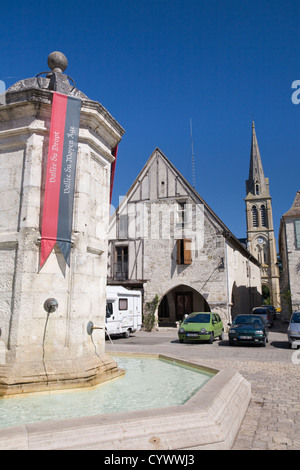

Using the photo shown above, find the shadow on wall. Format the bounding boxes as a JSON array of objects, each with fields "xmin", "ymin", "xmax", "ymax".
[{"xmin": 231, "ymin": 282, "xmax": 262, "ymax": 320}]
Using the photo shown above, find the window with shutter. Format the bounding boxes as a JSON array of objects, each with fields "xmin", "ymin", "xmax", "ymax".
[
  {"xmin": 183, "ymin": 239, "xmax": 192, "ymax": 264},
  {"xmin": 176, "ymin": 239, "xmax": 192, "ymax": 265},
  {"xmin": 176, "ymin": 239, "xmax": 182, "ymax": 264}
]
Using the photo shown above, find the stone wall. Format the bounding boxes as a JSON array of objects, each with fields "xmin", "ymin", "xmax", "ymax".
[{"xmin": 281, "ymin": 219, "xmax": 300, "ymax": 316}]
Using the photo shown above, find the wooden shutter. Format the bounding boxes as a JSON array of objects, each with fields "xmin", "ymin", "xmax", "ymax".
[
  {"xmin": 176, "ymin": 239, "xmax": 181, "ymax": 264},
  {"xmin": 183, "ymin": 239, "xmax": 192, "ymax": 265}
]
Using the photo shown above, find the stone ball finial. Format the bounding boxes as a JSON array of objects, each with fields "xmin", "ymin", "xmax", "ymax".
[{"xmin": 47, "ymin": 51, "xmax": 68, "ymax": 73}]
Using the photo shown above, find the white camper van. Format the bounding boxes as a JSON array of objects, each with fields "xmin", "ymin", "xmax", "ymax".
[{"xmin": 106, "ymin": 286, "xmax": 142, "ymax": 338}]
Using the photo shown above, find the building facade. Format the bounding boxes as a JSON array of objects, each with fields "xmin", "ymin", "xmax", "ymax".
[
  {"xmin": 108, "ymin": 148, "xmax": 261, "ymax": 328},
  {"xmin": 245, "ymin": 122, "xmax": 281, "ymax": 308},
  {"xmin": 279, "ymin": 191, "xmax": 300, "ymax": 320}
]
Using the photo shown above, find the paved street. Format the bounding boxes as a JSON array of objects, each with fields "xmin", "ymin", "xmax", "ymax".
[{"xmin": 105, "ymin": 321, "xmax": 300, "ymax": 450}]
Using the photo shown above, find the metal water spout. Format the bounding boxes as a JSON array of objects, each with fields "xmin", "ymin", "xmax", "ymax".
[
  {"xmin": 87, "ymin": 321, "xmax": 104, "ymax": 335},
  {"xmin": 44, "ymin": 298, "xmax": 58, "ymax": 313}
]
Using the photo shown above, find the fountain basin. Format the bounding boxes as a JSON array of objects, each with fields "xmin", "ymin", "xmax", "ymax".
[{"xmin": 0, "ymin": 353, "xmax": 251, "ymax": 450}]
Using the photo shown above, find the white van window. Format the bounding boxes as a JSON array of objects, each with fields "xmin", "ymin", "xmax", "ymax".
[
  {"xmin": 106, "ymin": 303, "xmax": 113, "ymax": 318},
  {"xmin": 119, "ymin": 298, "xmax": 128, "ymax": 310}
]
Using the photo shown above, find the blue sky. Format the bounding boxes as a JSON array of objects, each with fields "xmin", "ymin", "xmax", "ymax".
[{"xmin": 1, "ymin": 0, "xmax": 300, "ymax": 243}]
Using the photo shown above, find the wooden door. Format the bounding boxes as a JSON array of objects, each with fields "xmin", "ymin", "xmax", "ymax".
[{"xmin": 175, "ymin": 292, "xmax": 193, "ymax": 321}]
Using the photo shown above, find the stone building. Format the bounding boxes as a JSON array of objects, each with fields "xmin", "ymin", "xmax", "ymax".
[
  {"xmin": 108, "ymin": 148, "xmax": 261, "ymax": 328},
  {"xmin": 245, "ymin": 122, "xmax": 281, "ymax": 308},
  {"xmin": 279, "ymin": 191, "xmax": 300, "ymax": 320}
]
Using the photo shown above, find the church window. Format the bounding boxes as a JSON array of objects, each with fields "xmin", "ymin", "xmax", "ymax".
[
  {"xmin": 295, "ymin": 220, "xmax": 300, "ymax": 249},
  {"xmin": 256, "ymin": 237, "xmax": 268, "ymax": 265},
  {"xmin": 262, "ymin": 243, "xmax": 269, "ymax": 265},
  {"xmin": 260, "ymin": 205, "xmax": 268, "ymax": 227},
  {"xmin": 252, "ymin": 206, "xmax": 258, "ymax": 227},
  {"xmin": 255, "ymin": 184, "xmax": 260, "ymax": 195}
]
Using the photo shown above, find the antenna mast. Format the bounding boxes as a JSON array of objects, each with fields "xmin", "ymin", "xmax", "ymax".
[{"xmin": 190, "ymin": 118, "xmax": 196, "ymax": 189}]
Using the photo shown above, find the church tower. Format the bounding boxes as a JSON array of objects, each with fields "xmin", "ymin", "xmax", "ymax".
[{"xmin": 245, "ymin": 122, "xmax": 281, "ymax": 308}]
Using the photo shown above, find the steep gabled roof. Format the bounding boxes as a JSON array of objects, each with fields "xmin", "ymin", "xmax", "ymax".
[
  {"xmin": 111, "ymin": 147, "xmax": 260, "ymax": 266},
  {"xmin": 283, "ymin": 191, "xmax": 300, "ymax": 219}
]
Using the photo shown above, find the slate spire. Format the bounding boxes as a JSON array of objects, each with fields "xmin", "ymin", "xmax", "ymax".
[{"xmin": 246, "ymin": 122, "xmax": 269, "ymax": 197}]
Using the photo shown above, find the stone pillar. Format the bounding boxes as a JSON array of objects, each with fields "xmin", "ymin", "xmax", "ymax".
[{"xmin": 0, "ymin": 52, "xmax": 125, "ymax": 396}]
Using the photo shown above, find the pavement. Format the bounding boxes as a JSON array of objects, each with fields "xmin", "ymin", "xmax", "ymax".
[{"xmin": 105, "ymin": 321, "xmax": 300, "ymax": 450}]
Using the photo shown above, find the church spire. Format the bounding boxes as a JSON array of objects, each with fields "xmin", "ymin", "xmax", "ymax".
[
  {"xmin": 246, "ymin": 122, "xmax": 269, "ymax": 197},
  {"xmin": 244, "ymin": 122, "xmax": 280, "ymax": 309}
]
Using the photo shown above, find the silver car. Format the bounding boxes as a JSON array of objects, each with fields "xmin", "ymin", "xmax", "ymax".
[{"xmin": 287, "ymin": 311, "xmax": 300, "ymax": 349}]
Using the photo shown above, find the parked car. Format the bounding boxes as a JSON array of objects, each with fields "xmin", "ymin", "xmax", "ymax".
[
  {"xmin": 178, "ymin": 312, "xmax": 224, "ymax": 344},
  {"xmin": 261, "ymin": 305, "xmax": 276, "ymax": 322},
  {"xmin": 252, "ymin": 307, "xmax": 273, "ymax": 328},
  {"xmin": 228, "ymin": 314, "xmax": 268, "ymax": 347},
  {"xmin": 287, "ymin": 311, "xmax": 300, "ymax": 349}
]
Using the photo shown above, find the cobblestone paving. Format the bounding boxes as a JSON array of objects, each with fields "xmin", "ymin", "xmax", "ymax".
[{"xmin": 106, "ymin": 322, "xmax": 300, "ymax": 450}]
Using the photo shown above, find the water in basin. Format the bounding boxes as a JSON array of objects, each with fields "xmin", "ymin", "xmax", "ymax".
[{"xmin": 0, "ymin": 356, "xmax": 213, "ymax": 429}]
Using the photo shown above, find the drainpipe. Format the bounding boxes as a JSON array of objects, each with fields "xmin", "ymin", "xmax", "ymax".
[
  {"xmin": 247, "ymin": 255, "xmax": 252, "ymax": 312},
  {"xmin": 224, "ymin": 240, "xmax": 231, "ymax": 324}
]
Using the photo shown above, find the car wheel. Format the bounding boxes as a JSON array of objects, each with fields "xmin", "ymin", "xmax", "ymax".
[
  {"xmin": 123, "ymin": 329, "xmax": 130, "ymax": 338},
  {"xmin": 208, "ymin": 332, "xmax": 214, "ymax": 344},
  {"xmin": 219, "ymin": 330, "xmax": 224, "ymax": 341},
  {"xmin": 261, "ymin": 337, "xmax": 267, "ymax": 347}
]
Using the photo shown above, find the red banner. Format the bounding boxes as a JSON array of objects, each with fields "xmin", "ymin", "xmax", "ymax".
[
  {"xmin": 40, "ymin": 93, "xmax": 67, "ymax": 267},
  {"xmin": 40, "ymin": 92, "xmax": 81, "ymax": 268}
]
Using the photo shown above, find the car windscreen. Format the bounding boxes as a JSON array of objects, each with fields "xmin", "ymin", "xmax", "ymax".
[
  {"xmin": 291, "ymin": 313, "xmax": 300, "ymax": 323},
  {"xmin": 184, "ymin": 314, "xmax": 210, "ymax": 323},
  {"xmin": 253, "ymin": 309, "xmax": 268, "ymax": 314},
  {"xmin": 233, "ymin": 316, "xmax": 263, "ymax": 325}
]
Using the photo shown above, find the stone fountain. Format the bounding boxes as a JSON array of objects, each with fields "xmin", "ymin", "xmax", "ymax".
[{"xmin": 0, "ymin": 52, "xmax": 125, "ymax": 396}]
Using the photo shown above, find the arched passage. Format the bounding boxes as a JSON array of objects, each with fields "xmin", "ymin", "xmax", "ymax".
[
  {"xmin": 158, "ymin": 284, "xmax": 210, "ymax": 326},
  {"xmin": 262, "ymin": 284, "xmax": 271, "ymax": 305}
]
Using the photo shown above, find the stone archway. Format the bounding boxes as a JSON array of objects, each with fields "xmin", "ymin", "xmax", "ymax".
[
  {"xmin": 158, "ymin": 284, "xmax": 210, "ymax": 326},
  {"xmin": 262, "ymin": 284, "xmax": 271, "ymax": 305}
]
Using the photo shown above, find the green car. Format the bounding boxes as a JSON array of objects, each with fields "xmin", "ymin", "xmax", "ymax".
[
  {"xmin": 228, "ymin": 314, "xmax": 268, "ymax": 347},
  {"xmin": 178, "ymin": 312, "xmax": 224, "ymax": 344}
]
